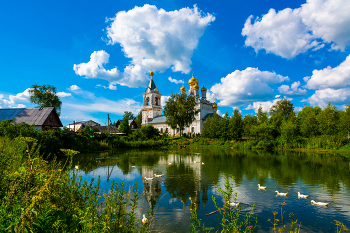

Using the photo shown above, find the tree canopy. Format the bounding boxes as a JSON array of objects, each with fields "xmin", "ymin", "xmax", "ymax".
[
  {"xmin": 29, "ymin": 84, "xmax": 62, "ymax": 116},
  {"xmin": 118, "ymin": 112, "xmax": 132, "ymax": 134},
  {"xmin": 163, "ymin": 93, "xmax": 199, "ymax": 134}
]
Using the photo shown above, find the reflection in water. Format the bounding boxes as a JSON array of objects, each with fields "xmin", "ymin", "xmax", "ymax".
[{"xmin": 70, "ymin": 149, "xmax": 350, "ymax": 232}]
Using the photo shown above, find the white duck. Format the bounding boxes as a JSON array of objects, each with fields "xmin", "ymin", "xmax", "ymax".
[
  {"xmin": 202, "ymin": 162, "xmax": 204, "ymax": 165},
  {"xmin": 142, "ymin": 214, "xmax": 147, "ymax": 224},
  {"xmin": 154, "ymin": 174, "xmax": 163, "ymax": 178},
  {"xmin": 311, "ymin": 200, "xmax": 328, "ymax": 206},
  {"xmin": 258, "ymin": 184, "xmax": 266, "ymax": 189},
  {"xmin": 144, "ymin": 177, "xmax": 153, "ymax": 181},
  {"xmin": 75, "ymin": 165, "xmax": 79, "ymax": 169},
  {"xmin": 298, "ymin": 192, "xmax": 308, "ymax": 198},
  {"xmin": 275, "ymin": 191, "xmax": 288, "ymax": 196},
  {"xmin": 168, "ymin": 162, "xmax": 172, "ymax": 165},
  {"xmin": 229, "ymin": 202, "xmax": 240, "ymax": 207}
]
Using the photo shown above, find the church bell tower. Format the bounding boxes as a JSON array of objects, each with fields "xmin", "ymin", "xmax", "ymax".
[{"xmin": 142, "ymin": 69, "xmax": 162, "ymax": 125}]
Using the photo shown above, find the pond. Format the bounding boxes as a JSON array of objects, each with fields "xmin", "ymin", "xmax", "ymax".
[{"xmin": 70, "ymin": 148, "xmax": 350, "ymax": 232}]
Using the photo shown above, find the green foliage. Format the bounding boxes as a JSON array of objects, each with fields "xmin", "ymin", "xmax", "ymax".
[
  {"xmin": 269, "ymin": 99, "xmax": 294, "ymax": 135},
  {"xmin": 202, "ymin": 113, "xmax": 221, "ymax": 138},
  {"xmin": 119, "ymin": 114, "xmax": 132, "ymax": 134},
  {"xmin": 190, "ymin": 176, "xmax": 257, "ymax": 233},
  {"xmin": 318, "ymin": 103, "xmax": 340, "ymax": 136},
  {"xmin": 135, "ymin": 111, "xmax": 142, "ymax": 128},
  {"xmin": 0, "ymin": 137, "xmax": 151, "ymax": 232},
  {"xmin": 163, "ymin": 93, "xmax": 199, "ymax": 133},
  {"xmin": 140, "ymin": 125, "xmax": 160, "ymax": 139},
  {"xmin": 228, "ymin": 109, "xmax": 243, "ymax": 139},
  {"xmin": 29, "ymin": 84, "xmax": 62, "ymax": 116}
]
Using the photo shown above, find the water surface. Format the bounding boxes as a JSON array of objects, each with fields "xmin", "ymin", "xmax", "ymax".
[{"xmin": 71, "ymin": 148, "xmax": 350, "ymax": 232}]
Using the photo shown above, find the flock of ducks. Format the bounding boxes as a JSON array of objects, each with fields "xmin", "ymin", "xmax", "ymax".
[{"xmin": 257, "ymin": 184, "xmax": 329, "ymax": 206}]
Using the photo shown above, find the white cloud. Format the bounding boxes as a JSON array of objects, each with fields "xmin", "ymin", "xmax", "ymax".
[
  {"xmin": 161, "ymin": 95, "xmax": 170, "ymax": 108},
  {"xmin": 242, "ymin": 0, "xmax": 350, "ymax": 58},
  {"xmin": 245, "ymin": 99, "xmax": 280, "ymax": 113},
  {"xmin": 210, "ymin": 67, "xmax": 288, "ymax": 107},
  {"xmin": 275, "ymin": 95, "xmax": 281, "ymax": 98},
  {"xmin": 168, "ymin": 77, "xmax": 183, "ymax": 84},
  {"xmin": 242, "ymin": 8, "xmax": 318, "ymax": 59},
  {"xmin": 104, "ymin": 4, "xmax": 215, "ymax": 87},
  {"xmin": 57, "ymin": 92, "xmax": 72, "ymax": 97},
  {"xmin": 0, "ymin": 88, "xmax": 31, "ymax": 108},
  {"xmin": 69, "ymin": 85, "xmax": 81, "ymax": 91},
  {"xmin": 278, "ymin": 81, "xmax": 307, "ymax": 96},
  {"xmin": 245, "ymin": 97, "xmax": 293, "ymax": 113},
  {"xmin": 302, "ymin": 88, "xmax": 350, "ymax": 108},
  {"xmin": 299, "ymin": 0, "xmax": 350, "ymax": 51},
  {"xmin": 305, "ymin": 54, "xmax": 350, "ymax": 89},
  {"xmin": 294, "ymin": 106, "xmax": 303, "ymax": 112},
  {"xmin": 73, "ymin": 50, "xmax": 120, "ymax": 87}
]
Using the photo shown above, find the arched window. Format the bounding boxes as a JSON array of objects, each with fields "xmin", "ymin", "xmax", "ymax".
[
  {"xmin": 146, "ymin": 97, "xmax": 150, "ymax": 106},
  {"xmin": 155, "ymin": 97, "xmax": 159, "ymax": 106},
  {"xmin": 160, "ymin": 128, "xmax": 163, "ymax": 133}
]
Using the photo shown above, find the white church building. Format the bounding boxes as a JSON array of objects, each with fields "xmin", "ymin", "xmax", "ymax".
[{"xmin": 141, "ymin": 69, "xmax": 217, "ymax": 135}]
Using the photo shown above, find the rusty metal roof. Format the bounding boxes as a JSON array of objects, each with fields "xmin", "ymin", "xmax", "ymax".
[{"xmin": 0, "ymin": 107, "xmax": 62, "ymax": 127}]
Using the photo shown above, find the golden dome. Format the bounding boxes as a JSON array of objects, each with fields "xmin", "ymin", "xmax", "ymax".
[
  {"xmin": 180, "ymin": 84, "xmax": 186, "ymax": 92},
  {"xmin": 188, "ymin": 74, "xmax": 198, "ymax": 86},
  {"xmin": 201, "ymin": 84, "xmax": 207, "ymax": 92},
  {"xmin": 150, "ymin": 69, "xmax": 154, "ymax": 76},
  {"xmin": 193, "ymin": 83, "xmax": 199, "ymax": 90},
  {"xmin": 212, "ymin": 102, "xmax": 217, "ymax": 109}
]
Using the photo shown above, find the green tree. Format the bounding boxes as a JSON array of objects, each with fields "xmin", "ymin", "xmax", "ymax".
[
  {"xmin": 134, "ymin": 111, "xmax": 142, "ymax": 128},
  {"xmin": 242, "ymin": 114, "xmax": 258, "ymax": 137},
  {"xmin": 257, "ymin": 105, "xmax": 268, "ymax": 124},
  {"xmin": 123, "ymin": 111, "xmax": 135, "ymax": 120},
  {"xmin": 218, "ymin": 113, "xmax": 230, "ymax": 139},
  {"xmin": 202, "ymin": 113, "xmax": 221, "ymax": 138},
  {"xmin": 119, "ymin": 114, "xmax": 132, "ymax": 134},
  {"xmin": 29, "ymin": 84, "xmax": 62, "ymax": 115},
  {"xmin": 140, "ymin": 124, "xmax": 160, "ymax": 139},
  {"xmin": 318, "ymin": 102, "xmax": 340, "ymax": 135},
  {"xmin": 163, "ymin": 93, "xmax": 199, "ymax": 135},
  {"xmin": 280, "ymin": 114, "xmax": 299, "ymax": 144},
  {"xmin": 298, "ymin": 106, "xmax": 320, "ymax": 138},
  {"xmin": 269, "ymin": 99, "xmax": 294, "ymax": 135},
  {"xmin": 228, "ymin": 109, "xmax": 243, "ymax": 139}
]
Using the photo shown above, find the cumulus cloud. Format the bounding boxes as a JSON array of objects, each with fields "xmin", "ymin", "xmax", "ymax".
[
  {"xmin": 245, "ymin": 98, "xmax": 293, "ymax": 113},
  {"xmin": 302, "ymin": 88, "xmax": 350, "ymax": 108},
  {"xmin": 103, "ymin": 4, "xmax": 215, "ymax": 87},
  {"xmin": 242, "ymin": 0, "xmax": 350, "ymax": 58},
  {"xmin": 305, "ymin": 54, "xmax": 350, "ymax": 89},
  {"xmin": 278, "ymin": 81, "xmax": 307, "ymax": 96},
  {"xmin": 168, "ymin": 77, "xmax": 183, "ymax": 84},
  {"xmin": 73, "ymin": 50, "xmax": 120, "ymax": 89},
  {"xmin": 161, "ymin": 95, "xmax": 170, "ymax": 108},
  {"xmin": 210, "ymin": 67, "xmax": 288, "ymax": 107},
  {"xmin": 0, "ymin": 88, "xmax": 31, "ymax": 108},
  {"xmin": 57, "ymin": 92, "xmax": 72, "ymax": 97},
  {"xmin": 69, "ymin": 85, "xmax": 81, "ymax": 91}
]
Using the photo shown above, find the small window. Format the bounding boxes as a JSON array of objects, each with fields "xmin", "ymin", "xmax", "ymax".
[
  {"xmin": 132, "ymin": 125, "xmax": 134, "ymax": 129},
  {"xmin": 49, "ymin": 114, "xmax": 53, "ymax": 121},
  {"xmin": 191, "ymin": 127, "xmax": 194, "ymax": 133},
  {"xmin": 146, "ymin": 97, "xmax": 150, "ymax": 106},
  {"xmin": 165, "ymin": 128, "xmax": 168, "ymax": 133},
  {"xmin": 160, "ymin": 128, "xmax": 163, "ymax": 133}
]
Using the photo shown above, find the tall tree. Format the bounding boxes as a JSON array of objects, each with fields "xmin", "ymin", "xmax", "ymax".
[
  {"xmin": 134, "ymin": 111, "xmax": 142, "ymax": 128},
  {"xmin": 119, "ymin": 113, "xmax": 132, "ymax": 134},
  {"xmin": 228, "ymin": 109, "xmax": 243, "ymax": 139},
  {"xmin": 123, "ymin": 111, "xmax": 135, "ymax": 120},
  {"xmin": 298, "ymin": 106, "xmax": 320, "ymax": 138},
  {"xmin": 269, "ymin": 99, "xmax": 294, "ymax": 135},
  {"xmin": 317, "ymin": 102, "xmax": 339, "ymax": 136},
  {"xmin": 163, "ymin": 93, "xmax": 199, "ymax": 135},
  {"xmin": 29, "ymin": 84, "xmax": 62, "ymax": 115},
  {"xmin": 242, "ymin": 114, "xmax": 257, "ymax": 137},
  {"xmin": 257, "ymin": 105, "xmax": 268, "ymax": 124}
]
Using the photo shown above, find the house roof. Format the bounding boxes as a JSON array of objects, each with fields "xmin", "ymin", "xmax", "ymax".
[
  {"xmin": 118, "ymin": 119, "xmax": 135, "ymax": 125},
  {"xmin": 0, "ymin": 107, "xmax": 63, "ymax": 127},
  {"xmin": 148, "ymin": 115, "xmax": 166, "ymax": 124},
  {"xmin": 67, "ymin": 120, "xmax": 99, "ymax": 126},
  {"xmin": 203, "ymin": 113, "xmax": 218, "ymax": 120},
  {"xmin": 93, "ymin": 126, "xmax": 120, "ymax": 134}
]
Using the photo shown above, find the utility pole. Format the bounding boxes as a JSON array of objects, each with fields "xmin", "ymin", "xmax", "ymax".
[
  {"xmin": 74, "ymin": 120, "xmax": 75, "ymax": 132},
  {"xmin": 107, "ymin": 114, "xmax": 110, "ymax": 134}
]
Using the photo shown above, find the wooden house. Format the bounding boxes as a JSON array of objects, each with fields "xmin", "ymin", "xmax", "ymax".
[
  {"xmin": 66, "ymin": 120, "xmax": 100, "ymax": 132},
  {"xmin": 115, "ymin": 119, "xmax": 138, "ymax": 130},
  {"xmin": 0, "ymin": 107, "xmax": 63, "ymax": 131}
]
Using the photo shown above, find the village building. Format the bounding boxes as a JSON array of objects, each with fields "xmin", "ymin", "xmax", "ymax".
[
  {"xmin": 66, "ymin": 120, "xmax": 100, "ymax": 132},
  {"xmin": 115, "ymin": 119, "xmax": 138, "ymax": 130},
  {"xmin": 142, "ymin": 70, "xmax": 217, "ymax": 135},
  {"xmin": 0, "ymin": 107, "xmax": 63, "ymax": 131}
]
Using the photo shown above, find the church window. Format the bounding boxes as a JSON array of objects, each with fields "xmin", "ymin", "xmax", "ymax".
[
  {"xmin": 191, "ymin": 127, "xmax": 194, "ymax": 133},
  {"xmin": 155, "ymin": 97, "xmax": 159, "ymax": 106},
  {"xmin": 146, "ymin": 97, "xmax": 150, "ymax": 105},
  {"xmin": 160, "ymin": 128, "xmax": 163, "ymax": 133},
  {"xmin": 165, "ymin": 128, "xmax": 168, "ymax": 132}
]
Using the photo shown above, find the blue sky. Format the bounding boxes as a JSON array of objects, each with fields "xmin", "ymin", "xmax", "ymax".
[{"xmin": 1, "ymin": 0, "xmax": 350, "ymax": 126}]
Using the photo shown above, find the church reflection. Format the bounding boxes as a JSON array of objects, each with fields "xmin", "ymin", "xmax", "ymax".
[{"xmin": 140, "ymin": 153, "xmax": 209, "ymax": 211}]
